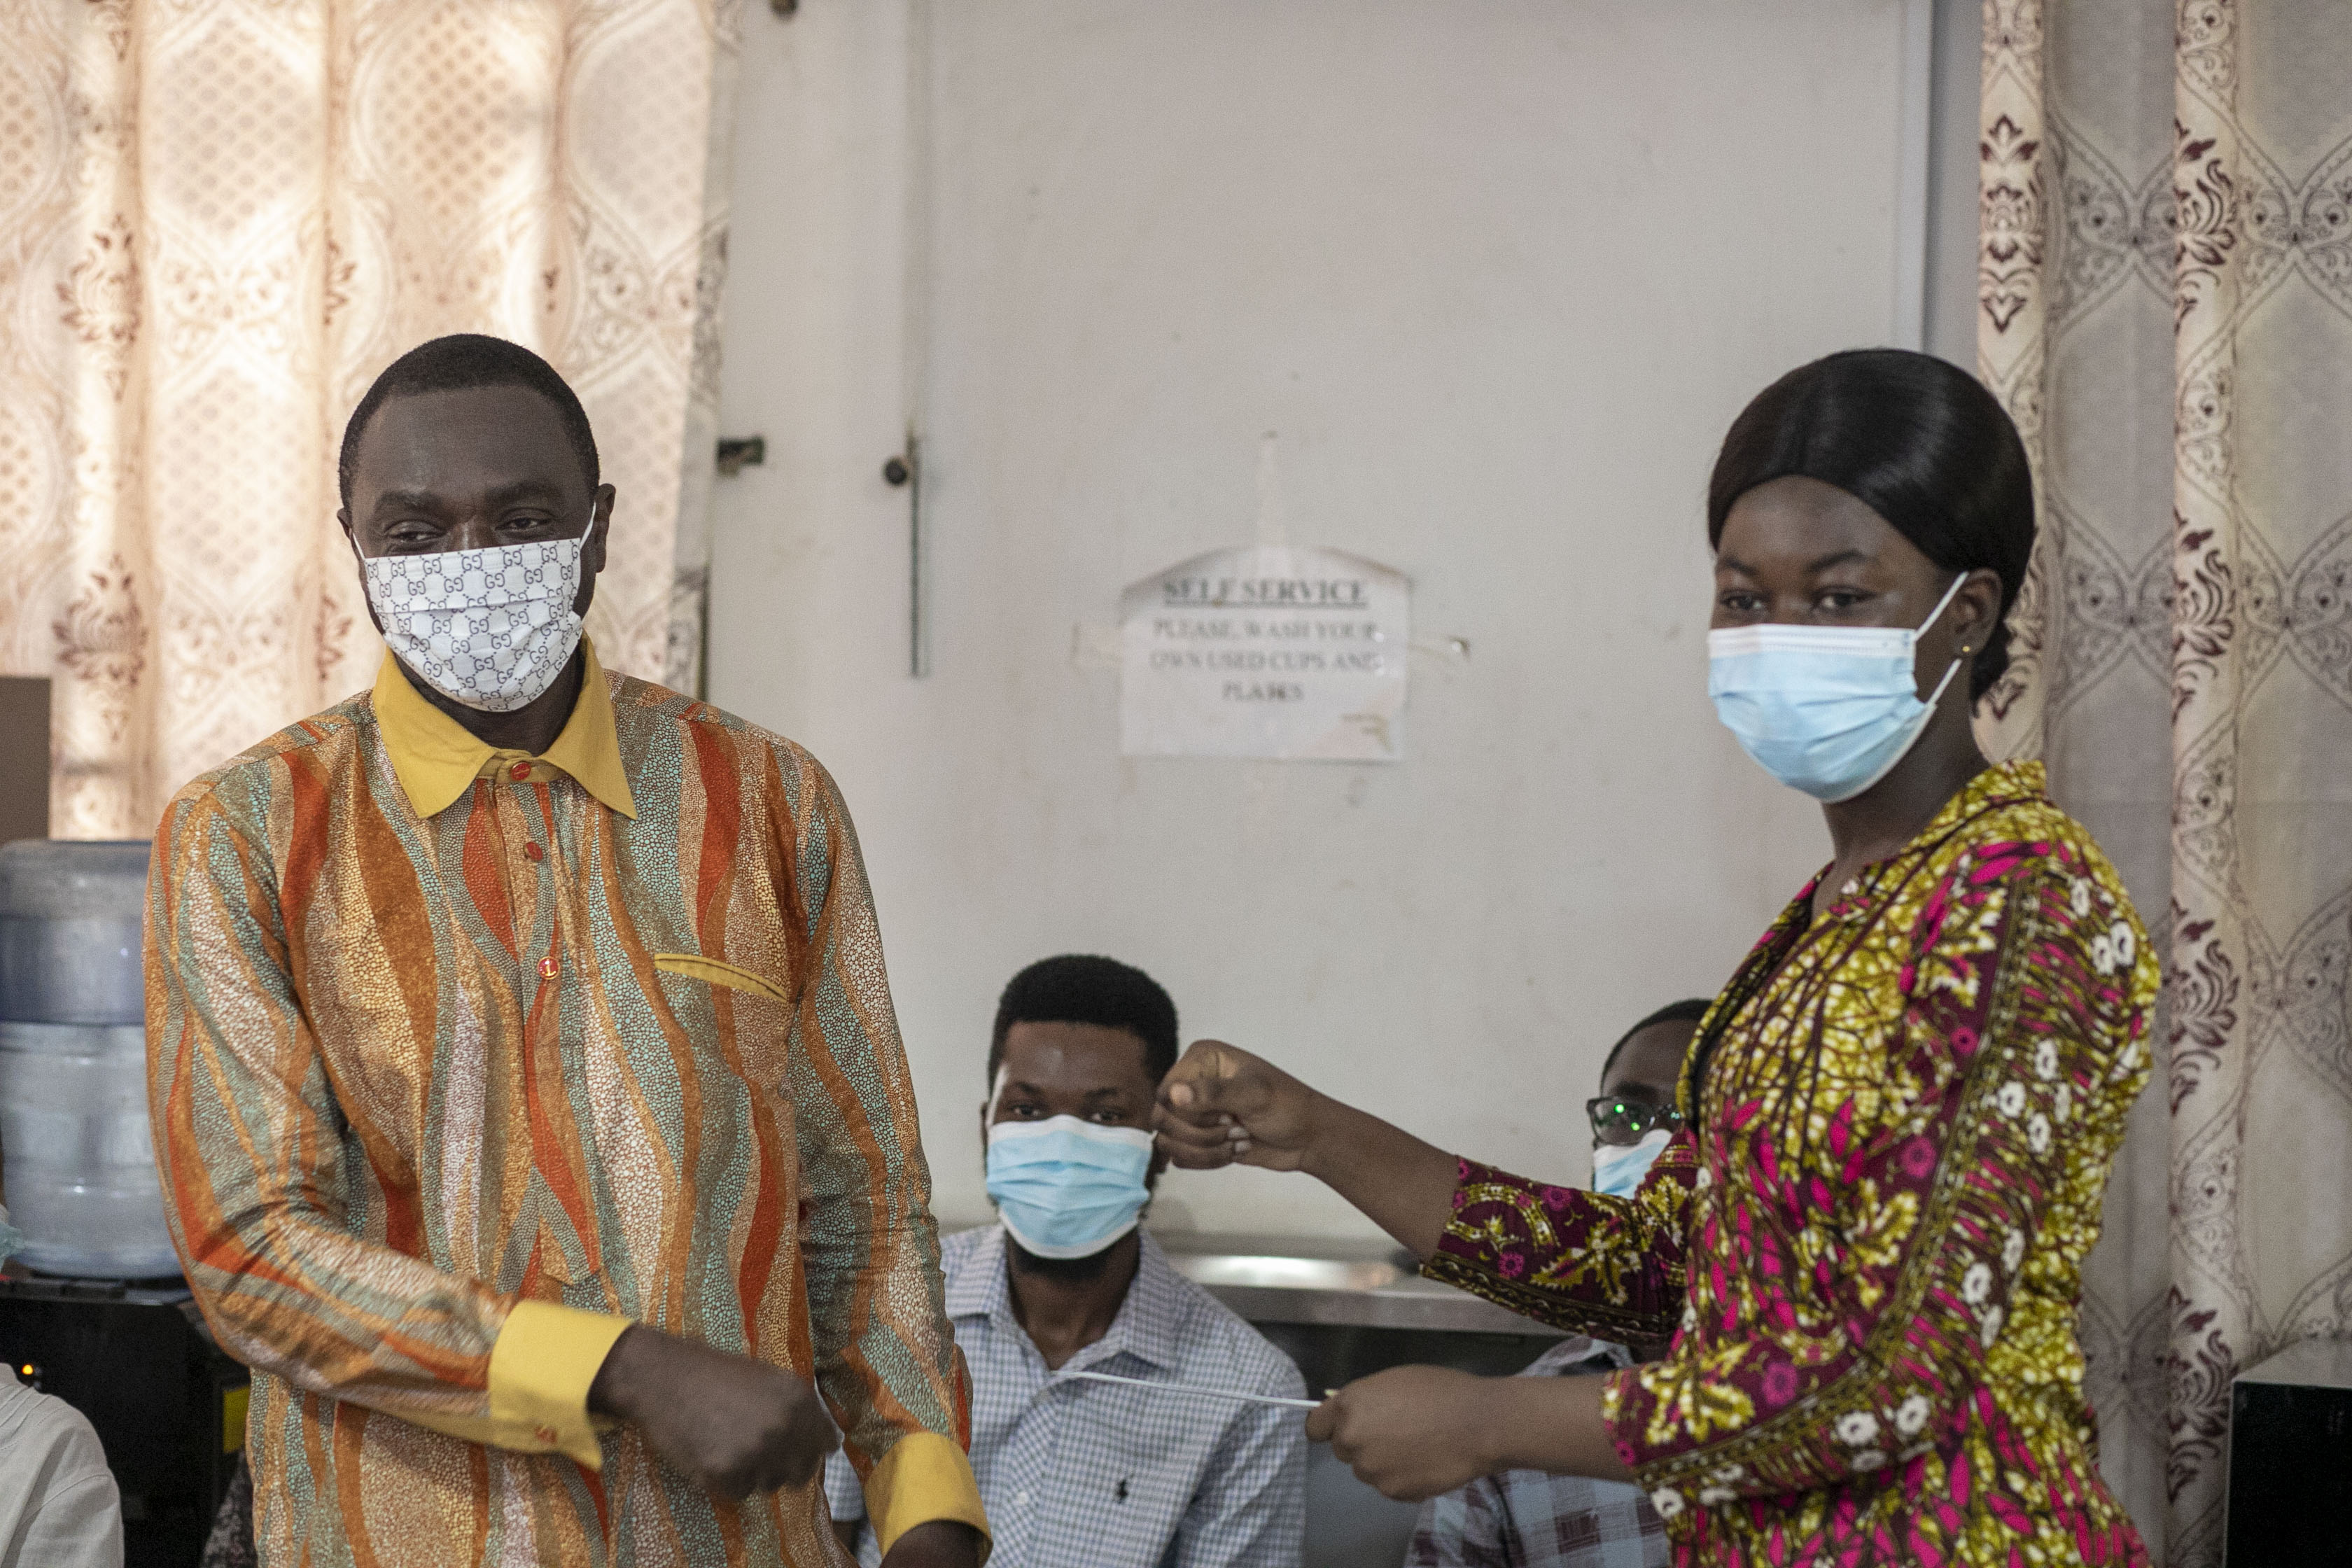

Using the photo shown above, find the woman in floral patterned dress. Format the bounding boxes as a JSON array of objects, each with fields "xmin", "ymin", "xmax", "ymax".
[{"xmin": 1156, "ymin": 350, "xmax": 2158, "ymax": 1568}]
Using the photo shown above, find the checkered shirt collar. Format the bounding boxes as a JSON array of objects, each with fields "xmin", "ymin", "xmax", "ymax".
[{"xmin": 949, "ymin": 1224, "xmax": 1188, "ymax": 1372}]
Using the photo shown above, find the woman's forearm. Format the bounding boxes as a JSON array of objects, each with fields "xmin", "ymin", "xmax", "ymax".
[
  {"xmin": 1298, "ymin": 1092, "xmax": 1462, "ymax": 1260},
  {"xmin": 1307, "ymin": 1363, "xmax": 1635, "ymax": 1501},
  {"xmin": 1488, "ymin": 1373, "xmax": 1636, "ymax": 1482}
]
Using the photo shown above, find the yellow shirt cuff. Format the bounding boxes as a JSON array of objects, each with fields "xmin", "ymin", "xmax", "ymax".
[
  {"xmin": 482, "ymin": 1301, "xmax": 634, "ymax": 1470},
  {"xmin": 864, "ymin": 1430, "xmax": 990, "ymax": 1559}
]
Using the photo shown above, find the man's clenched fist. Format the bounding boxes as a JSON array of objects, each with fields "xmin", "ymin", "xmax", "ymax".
[{"xmin": 589, "ymin": 1325, "xmax": 839, "ymax": 1497}]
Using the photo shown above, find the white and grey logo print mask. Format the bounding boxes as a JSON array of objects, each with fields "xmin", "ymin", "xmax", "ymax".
[{"xmin": 362, "ymin": 538, "xmax": 586, "ymax": 713}]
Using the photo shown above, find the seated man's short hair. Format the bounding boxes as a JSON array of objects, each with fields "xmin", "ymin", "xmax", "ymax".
[{"xmin": 990, "ymin": 955, "xmax": 1180, "ymax": 1086}]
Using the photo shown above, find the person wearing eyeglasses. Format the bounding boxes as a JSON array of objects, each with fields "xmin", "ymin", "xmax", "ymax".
[
  {"xmin": 1580, "ymin": 1000, "xmax": 1710, "ymax": 1217},
  {"xmin": 1154, "ymin": 351, "xmax": 2160, "ymax": 1568},
  {"xmin": 1404, "ymin": 1000, "xmax": 1707, "ymax": 1568}
]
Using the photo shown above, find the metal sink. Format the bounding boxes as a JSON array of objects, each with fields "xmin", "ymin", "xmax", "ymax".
[
  {"xmin": 1166, "ymin": 1253, "xmax": 1405, "ymax": 1293},
  {"xmin": 1152, "ymin": 1233, "xmax": 1571, "ymax": 1568},
  {"xmin": 1155, "ymin": 1232, "xmax": 1564, "ymax": 1337}
]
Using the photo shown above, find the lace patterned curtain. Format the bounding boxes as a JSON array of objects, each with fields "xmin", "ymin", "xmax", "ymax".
[
  {"xmin": 0, "ymin": 0, "xmax": 739, "ymax": 837},
  {"xmin": 1976, "ymin": 2, "xmax": 2352, "ymax": 1562}
]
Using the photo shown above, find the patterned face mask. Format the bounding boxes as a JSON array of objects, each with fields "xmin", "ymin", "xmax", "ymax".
[{"xmin": 363, "ymin": 538, "xmax": 586, "ymax": 713}]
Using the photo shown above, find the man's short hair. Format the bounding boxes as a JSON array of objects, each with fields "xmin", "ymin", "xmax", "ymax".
[
  {"xmin": 989, "ymin": 955, "xmax": 1180, "ymax": 1089},
  {"xmin": 1600, "ymin": 996, "xmax": 1714, "ymax": 1085},
  {"xmin": 337, "ymin": 334, "xmax": 599, "ymax": 510}
]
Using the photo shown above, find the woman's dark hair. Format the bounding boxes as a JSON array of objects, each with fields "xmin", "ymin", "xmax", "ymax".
[
  {"xmin": 989, "ymin": 955, "xmax": 1179, "ymax": 1088},
  {"xmin": 1704, "ymin": 349, "xmax": 2034, "ymax": 701}
]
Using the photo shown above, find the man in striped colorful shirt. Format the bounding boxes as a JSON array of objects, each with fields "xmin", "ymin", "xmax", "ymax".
[{"xmin": 146, "ymin": 335, "xmax": 988, "ymax": 1567}]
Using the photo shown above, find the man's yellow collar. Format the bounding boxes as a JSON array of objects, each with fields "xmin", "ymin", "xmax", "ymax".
[{"xmin": 370, "ymin": 638, "xmax": 637, "ymax": 820}]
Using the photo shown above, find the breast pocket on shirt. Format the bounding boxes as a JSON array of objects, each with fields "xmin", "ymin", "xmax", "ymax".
[
  {"xmin": 653, "ymin": 953, "xmax": 788, "ymax": 1003},
  {"xmin": 650, "ymin": 952, "xmax": 797, "ymax": 1090}
]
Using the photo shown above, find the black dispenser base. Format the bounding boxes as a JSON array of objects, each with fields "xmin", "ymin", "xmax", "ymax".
[
  {"xmin": 2224, "ymin": 1338, "xmax": 2352, "ymax": 1567},
  {"xmin": 0, "ymin": 1273, "xmax": 248, "ymax": 1568}
]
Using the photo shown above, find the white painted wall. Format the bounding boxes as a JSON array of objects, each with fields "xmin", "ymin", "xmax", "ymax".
[
  {"xmin": 1925, "ymin": 0, "xmax": 1985, "ymax": 368},
  {"xmin": 709, "ymin": 0, "xmax": 1919, "ymax": 1238}
]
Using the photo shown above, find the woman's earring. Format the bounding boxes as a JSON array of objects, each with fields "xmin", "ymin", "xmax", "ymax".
[{"xmin": 1960, "ymin": 643, "xmax": 1973, "ymax": 654}]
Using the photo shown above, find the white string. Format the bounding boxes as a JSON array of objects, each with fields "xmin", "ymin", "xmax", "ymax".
[{"xmin": 1068, "ymin": 1370, "xmax": 1320, "ymax": 1410}]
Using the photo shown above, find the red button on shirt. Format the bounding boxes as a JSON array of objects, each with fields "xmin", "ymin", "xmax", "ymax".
[
  {"xmin": 523, "ymin": 842, "xmax": 544, "ymax": 862},
  {"xmin": 534, "ymin": 1424, "xmax": 558, "ymax": 1446},
  {"xmin": 538, "ymin": 957, "xmax": 557, "ymax": 979},
  {"xmin": 508, "ymin": 762, "xmax": 532, "ymax": 781}
]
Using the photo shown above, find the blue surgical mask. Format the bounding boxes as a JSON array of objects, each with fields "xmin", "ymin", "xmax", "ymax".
[
  {"xmin": 985, "ymin": 1116, "xmax": 1155, "ymax": 1260},
  {"xmin": 1707, "ymin": 574, "xmax": 1968, "ymax": 804},
  {"xmin": 1592, "ymin": 1129, "xmax": 1671, "ymax": 1198}
]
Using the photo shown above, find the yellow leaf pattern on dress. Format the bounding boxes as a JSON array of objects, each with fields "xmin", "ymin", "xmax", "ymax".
[{"xmin": 1423, "ymin": 763, "xmax": 2159, "ymax": 1567}]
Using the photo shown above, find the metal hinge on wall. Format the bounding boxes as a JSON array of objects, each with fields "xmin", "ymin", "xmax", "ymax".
[
  {"xmin": 883, "ymin": 436, "xmax": 925, "ymax": 678},
  {"xmin": 715, "ymin": 437, "xmax": 764, "ymax": 476}
]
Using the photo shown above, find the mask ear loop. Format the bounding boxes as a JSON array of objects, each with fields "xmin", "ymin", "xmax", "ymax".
[
  {"xmin": 1913, "ymin": 573, "xmax": 1973, "ymax": 708},
  {"xmin": 1912, "ymin": 572, "xmax": 1970, "ymax": 636},
  {"xmin": 984, "ymin": 1066, "xmax": 1009, "ymax": 1136},
  {"xmin": 1920, "ymin": 652, "xmax": 1966, "ymax": 708}
]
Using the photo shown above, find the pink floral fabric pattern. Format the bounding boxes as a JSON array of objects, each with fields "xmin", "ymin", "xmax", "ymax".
[{"xmin": 1426, "ymin": 762, "xmax": 2160, "ymax": 1567}]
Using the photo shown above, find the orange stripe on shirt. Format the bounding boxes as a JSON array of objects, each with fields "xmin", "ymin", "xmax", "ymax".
[
  {"xmin": 463, "ymin": 802, "xmax": 518, "ymax": 960},
  {"xmin": 688, "ymin": 723, "xmax": 741, "ymax": 938}
]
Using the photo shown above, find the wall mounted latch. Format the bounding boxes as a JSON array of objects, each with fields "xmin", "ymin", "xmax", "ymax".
[
  {"xmin": 715, "ymin": 437, "xmax": 766, "ymax": 476},
  {"xmin": 886, "ymin": 438, "xmax": 925, "ymax": 677}
]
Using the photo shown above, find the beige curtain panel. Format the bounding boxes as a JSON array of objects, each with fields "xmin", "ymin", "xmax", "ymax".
[
  {"xmin": 1977, "ymin": 1, "xmax": 2352, "ymax": 1563},
  {"xmin": 0, "ymin": 0, "xmax": 737, "ymax": 838}
]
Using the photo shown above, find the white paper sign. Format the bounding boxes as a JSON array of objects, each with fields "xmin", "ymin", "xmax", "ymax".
[{"xmin": 1120, "ymin": 545, "xmax": 1408, "ymax": 760}]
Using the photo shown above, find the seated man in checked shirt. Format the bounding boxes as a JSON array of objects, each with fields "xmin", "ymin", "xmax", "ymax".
[
  {"xmin": 1404, "ymin": 1000, "xmax": 1708, "ymax": 1568},
  {"xmin": 828, "ymin": 955, "xmax": 1307, "ymax": 1567}
]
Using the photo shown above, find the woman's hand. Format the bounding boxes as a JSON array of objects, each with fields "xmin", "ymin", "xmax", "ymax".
[
  {"xmin": 1154, "ymin": 1037, "xmax": 1462, "ymax": 1259},
  {"xmin": 1307, "ymin": 1364, "xmax": 1635, "ymax": 1500},
  {"xmin": 1154, "ymin": 1040, "xmax": 1322, "ymax": 1170},
  {"xmin": 1308, "ymin": 1366, "xmax": 1506, "ymax": 1501}
]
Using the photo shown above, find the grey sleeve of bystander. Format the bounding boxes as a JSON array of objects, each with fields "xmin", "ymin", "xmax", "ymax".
[{"xmin": 0, "ymin": 1392, "xmax": 124, "ymax": 1568}]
